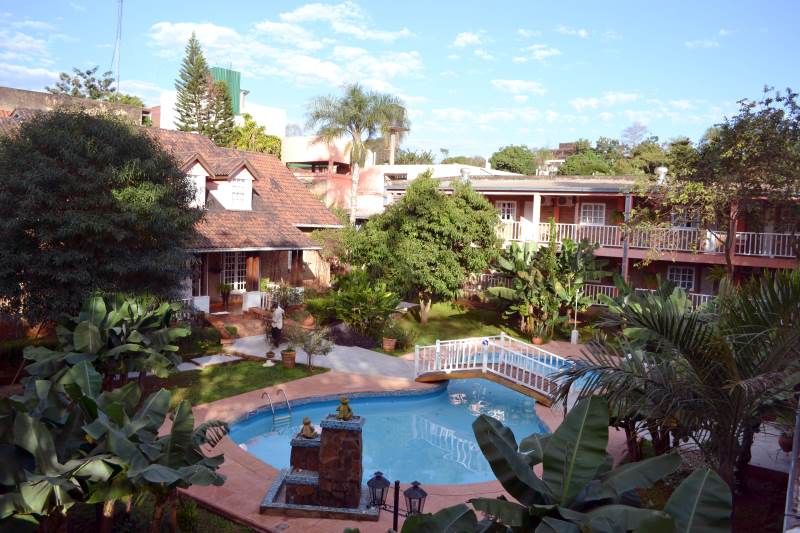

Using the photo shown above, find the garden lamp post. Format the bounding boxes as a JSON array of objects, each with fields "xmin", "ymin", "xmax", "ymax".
[{"xmin": 368, "ymin": 472, "xmax": 427, "ymax": 530}]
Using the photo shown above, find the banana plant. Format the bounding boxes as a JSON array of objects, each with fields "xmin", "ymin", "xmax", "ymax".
[{"xmin": 401, "ymin": 396, "xmax": 731, "ymax": 532}]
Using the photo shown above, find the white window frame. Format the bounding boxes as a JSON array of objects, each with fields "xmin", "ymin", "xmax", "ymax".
[
  {"xmin": 222, "ymin": 252, "xmax": 247, "ymax": 292},
  {"xmin": 667, "ymin": 265, "xmax": 695, "ymax": 291},
  {"xmin": 580, "ymin": 203, "xmax": 606, "ymax": 226},
  {"xmin": 497, "ymin": 201, "xmax": 517, "ymax": 221},
  {"xmin": 230, "ymin": 177, "xmax": 248, "ymax": 208}
]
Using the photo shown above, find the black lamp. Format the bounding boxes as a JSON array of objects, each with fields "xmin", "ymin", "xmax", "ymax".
[
  {"xmin": 367, "ymin": 471, "xmax": 390, "ymax": 508},
  {"xmin": 403, "ymin": 481, "xmax": 427, "ymax": 515}
]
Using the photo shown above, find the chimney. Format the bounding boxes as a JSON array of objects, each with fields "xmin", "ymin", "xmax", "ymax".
[{"xmin": 655, "ymin": 166, "xmax": 668, "ymax": 184}]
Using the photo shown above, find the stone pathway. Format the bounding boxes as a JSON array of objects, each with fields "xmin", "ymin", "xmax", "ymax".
[{"xmin": 229, "ymin": 335, "xmax": 415, "ymax": 380}]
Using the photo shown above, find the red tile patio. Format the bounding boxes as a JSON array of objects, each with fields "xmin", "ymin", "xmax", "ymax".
[{"xmin": 185, "ymin": 370, "xmax": 628, "ymax": 532}]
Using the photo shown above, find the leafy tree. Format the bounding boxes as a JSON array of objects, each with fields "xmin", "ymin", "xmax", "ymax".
[
  {"xmin": 307, "ymin": 83, "xmax": 408, "ymax": 224},
  {"xmin": 203, "ymin": 80, "xmax": 235, "ymax": 146},
  {"xmin": 554, "ymin": 270, "xmax": 800, "ymax": 488},
  {"xmin": 630, "ymin": 139, "xmax": 667, "ymax": 174},
  {"xmin": 558, "ymin": 150, "xmax": 614, "ymax": 175},
  {"xmin": 229, "ymin": 113, "xmax": 281, "ymax": 156},
  {"xmin": 664, "ymin": 136, "xmax": 699, "ymax": 179},
  {"xmin": 441, "ymin": 154, "xmax": 487, "ymax": 167},
  {"xmin": 489, "ymin": 144, "xmax": 536, "ymax": 174},
  {"xmin": 285, "ymin": 123, "xmax": 304, "ymax": 136},
  {"xmin": 46, "ymin": 65, "xmax": 144, "ymax": 106},
  {"xmin": 573, "ymin": 138, "xmax": 592, "ymax": 154},
  {"xmin": 0, "ymin": 110, "xmax": 201, "ymax": 323},
  {"xmin": 175, "ymin": 32, "xmax": 211, "ymax": 133},
  {"xmin": 403, "ymin": 396, "xmax": 732, "ymax": 532},
  {"xmin": 395, "ymin": 147, "xmax": 435, "ymax": 164},
  {"xmin": 332, "ymin": 270, "xmax": 399, "ymax": 339},
  {"xmin": 350, "ymin": 174, "xmax": 499, "ymax": 323}
]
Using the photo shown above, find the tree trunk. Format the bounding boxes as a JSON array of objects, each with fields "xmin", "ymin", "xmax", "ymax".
[
  {"xmin": 349, "ymin": 161, "xmax": 360, "ymax": 225},
  {"xmin": 725, "ymin": 202, "xmax": 739, "ymax": 278},
  {"xmin": 735, "ymin": 422, "xmax": 758, "ymax": 491},
  {"xmin": 150, "ymin": 495, "xmax": 168, "ymax": 533},
  {"xmin": 419, "ymin": 294, "xmax": 432, "ymax": 325},
  {"xmin": 166, "ymin": 491, "xmax": 178, "ymax": 533},
  {"xmin": 98, "ymin": 499, "xmax": 116, "ymax": 533}
]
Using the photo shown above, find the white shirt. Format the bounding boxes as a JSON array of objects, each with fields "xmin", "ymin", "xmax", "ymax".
[{"xmin": 271, "ymin": 306, "xmax": 284, "ymax": 329}]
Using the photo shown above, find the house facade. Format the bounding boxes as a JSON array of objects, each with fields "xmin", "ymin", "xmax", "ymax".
[
  {"xmin": 148, "ymin": 129, "xmax": 341, "ymax": 313},
  {"xmin": 386, "ymin": 175, "xmax": 799, "ymax": 305}
]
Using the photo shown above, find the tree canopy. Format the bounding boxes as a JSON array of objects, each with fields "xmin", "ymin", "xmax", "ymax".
[
  {"xmin": 46, "ymin": 65, "xmax": 144, "ymax": 107},
  {"xmin": 349, "ymin": 173, "xmax": 500, "ymax": 322},
  {"xmin": 395, "ymin": 148, "xmax": 435, "ymax": 164},
  {"xmin": 229, "ymin": 113, "xmax": 282, "ymax": 157},
  {"xmin": 489, "ymin": 144, "xmax": 538, "ymax": 174},
  {"xmin": 0, "ymin": 110, "xmax": 202, "ymax": 323},
  {"xmin": 441, "ymin": 154, "xmax": 487, "ymax": 167}
]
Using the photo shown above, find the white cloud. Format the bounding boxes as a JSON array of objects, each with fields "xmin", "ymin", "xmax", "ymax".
[
  {"xmin": 601, "ymin": 30, "xmax": 622, "ymax": 41},
  {"xmin": 569, "ymin": 91, "xmax": 639, "ymax": 111},
  {"xmin": 685, "ymin": 39, "xmax": 719, "ymax": 49},
  {"xmin": 254, "ymin": 21, "xmax": 326, "ymax": 50},
  {"xmin": 278, "ymin": 1, "xmax": 410, "ymax": 42},
  {"xmin": 517, "ymin": 29, "xmax": 541, "ymax": 38},
  {"xmin": 0, "ymin": 62, "xmax": 58, "ymax": 88},
  {"xmin": 432, "ymin": 107, "xmax": 474, "ymax": 122},
  {"xmin": 69, "ymin": 2, "xmax": 86, "ymax": 11},
  {"xmin": 516, "ymin": 44, "xmax": 561, "ymax": 62},
  {"xmin": 12, "ymin": 20, "xmax": 56, "ymax": 31},
  {"xmin": 598, "ymin": 111, "xmax": 615, "ymax": 121},
  {"xmin": 478, "ymin": 110, "xmax": 515, "ymax": 123},
  {"xmin": 452, "ymin": 31, "xmax": 484, "ymax": 47},
  {"xmin": 447, "ymin": 53, "xmax": 460, "ymax": 60},
  {"xmin": 556, "ymin": 25, "xmax": 589, "ymax": 38},
  {"xmin": 474, "ymin": 49, "xmax": 494, "ymax": 60},
  {"xmin": 118, "ymin": 79, "xmax": 166, "ymax": 104},
  {"xmin": 718, "ymin": 28, "xmax": 730, "ymax": 36},
  {"xmin": 491, "ymin": 79, "xmax": 546, "ymax": 96},
  {"xmin": 669, "ymin": 99, "xmax": 693, "ymax": 110},
  {"xmin": 513, "ymin": 95, "xmax": 529, "ymax": 103}
]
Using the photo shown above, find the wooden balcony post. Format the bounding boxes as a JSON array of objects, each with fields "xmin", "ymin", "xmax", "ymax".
[
  {"xmin": 531, "ymin": 193, "xmax": 542, "ymax": 244},
  {"xmin": 621, "ymin": 193, "xmax": 632, "ymax": 282}
]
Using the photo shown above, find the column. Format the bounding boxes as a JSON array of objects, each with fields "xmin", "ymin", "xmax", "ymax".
[{"xmin": 531, "ymin": 193, "xmax": 541, "ymax": 244}]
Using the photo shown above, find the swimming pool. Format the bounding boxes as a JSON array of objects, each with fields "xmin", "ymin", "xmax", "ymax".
[{"xmin": 229, "ymin": 379, "xmax": 550, "ymax": 484}]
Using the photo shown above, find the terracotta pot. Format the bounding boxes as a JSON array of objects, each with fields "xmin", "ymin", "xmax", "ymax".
[
  {"xmin": 302, "ymin": 315, "xmax": 315, "ymax": 327},
  {"xmin": 532, "ymin": 337, "xmax": 544, "ymax": 345},
  {"xmin": 266, "ymin": 351, "xmax": 275, "ymax": 360},
  {"xmin": 382, "ymin": 337, "xmax": 397, "ymax": 352},
  {"xmin": 779, "ymin": 433, "xmax": 794, "ymax": 453},
  {"xmin": 281, "ymin": 350, "xmax": 296, "ymax": 369}
]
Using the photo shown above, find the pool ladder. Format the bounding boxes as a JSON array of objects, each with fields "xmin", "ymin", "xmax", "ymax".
[{"xmin": 261, "ymin": 389, "xmax": 293, "ymax": 430}]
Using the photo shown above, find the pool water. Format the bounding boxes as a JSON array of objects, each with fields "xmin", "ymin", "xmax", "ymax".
[{"xmin": 229, "ymin": 379, "xmax": 550, "ymax": 484}]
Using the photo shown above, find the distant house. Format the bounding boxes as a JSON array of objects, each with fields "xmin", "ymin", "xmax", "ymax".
[{"xmin": 0, "ymin": 85, "xmax": 145, "ymax": 124}]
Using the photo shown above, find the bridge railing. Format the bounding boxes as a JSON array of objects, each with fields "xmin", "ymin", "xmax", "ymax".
[{"xmin": 414, "ymin": 333, "xmax": 571, "ymax": 400}]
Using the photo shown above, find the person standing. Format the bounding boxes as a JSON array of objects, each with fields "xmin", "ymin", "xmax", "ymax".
[{"xmin": 271, "ymin": 302, "xmax": 284, "ymax": 348}]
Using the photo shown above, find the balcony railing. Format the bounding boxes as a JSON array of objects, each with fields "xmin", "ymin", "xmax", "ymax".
[
  {"xmin": 586, "ymin": 284, "xmax": 714, "ymax": 309},
  {"xmin": 498, "ymin": 221, "xmax": 798, "ymax": 259}
]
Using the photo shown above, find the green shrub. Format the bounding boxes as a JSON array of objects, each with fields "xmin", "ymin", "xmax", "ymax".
[
  {"xmin": 395, "ymin": 325, "xmax": 418, "ymax": 349},
  {"xmin": 177, "ymin": 497, "xmax": 199, "ymax": 532},
  {"xmin": 177, "ymin": 326, "xmax": 222, "ymax": 356},
  {"xmin": 333, "ymin": 270, "xmax": 399, "ymax": 339},
  {"xmin": 223, "ymin": 325, "xmax": 237, "ymax": 337},
  {"xmin": 305, "ymin": 295, "xmax": 337, "ymax": 324}
]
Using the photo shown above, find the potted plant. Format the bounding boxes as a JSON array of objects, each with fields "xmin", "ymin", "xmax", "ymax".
[
  {"xmin": 778, "ymin": 414, "xmax": 795, "ymax": 453},
  {"xmin": 298, "ymin": 326, "xmax": 334, "ymax": 373},
  {"xmin": 382, "ymin": 320, "xmax": 403, "ymax": 352},
  {"xmin": 281, "ymin": 325, "xmax": 302, "ymax": 369},
  {"xmin": 218, "ymin": 282, "xmax": 232, "ymax": 310},
  {"xmin": 531, "ymin": 322, "xmax": 546, "ymax": 345}
]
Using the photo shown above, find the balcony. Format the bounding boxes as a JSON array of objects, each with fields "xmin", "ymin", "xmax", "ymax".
[
  {"xmin": 583, "ymin": 283, "xmax": 714, "ymax": 309},
  {"xmin": 499, "ymin": 221, "xmax": 799, "ymax": 259}
]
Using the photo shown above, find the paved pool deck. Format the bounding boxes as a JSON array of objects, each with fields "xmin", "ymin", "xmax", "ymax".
[{"xmin": 184, "ymin": 370, "xmax": 629, "ymax": 533}]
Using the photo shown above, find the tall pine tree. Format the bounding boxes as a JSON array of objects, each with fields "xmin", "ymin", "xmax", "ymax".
[
  {"xmin": 204, "ymin": 80, "xmax": 235, "ymax": 145},
  {"xmin": 175, "ymin": 32, "xmax": 210, "ymax": 132}
]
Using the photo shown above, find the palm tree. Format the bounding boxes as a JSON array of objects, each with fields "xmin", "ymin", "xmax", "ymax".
[
  {"xmin": 554, "ymin": 270, "xmax": 800, "ymax": 488},
  {"xmin": 307, "ymin": 84, "xmax": 408, "ymax": 224}
]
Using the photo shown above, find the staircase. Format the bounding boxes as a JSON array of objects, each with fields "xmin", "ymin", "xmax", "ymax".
[{"xmin": 413, "ymin": 333, "xmax": 571, "ymax": 407}]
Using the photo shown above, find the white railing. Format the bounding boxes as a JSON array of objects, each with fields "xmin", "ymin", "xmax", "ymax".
[
  {"xmin": 412, "ymin": 415, "xmax": 488, "ymax": 474},
  {"xmin": 258, "ymin": 285, "xmax": 305, "ymax": 309},
  {"xmin": 584, "ymin": 284, "xmax": 714, "ymax": 308},
  {"xmin": 632, "ymin": 287, "xmax": 714, "ymax": 308},
  {"xmin": 414, "ymin": 334, "xmax": 570, "ymax": 399},
  {"xmin": 501, "ymin": 222, "xmax": 797, "ymax": 258},
  {"xmin": 735, "ymin": 231, "xmax": 799, "ymax": 258},
  {"xmin": 462, "ymin": 273, "xmax": 513, "ymax": 293}
]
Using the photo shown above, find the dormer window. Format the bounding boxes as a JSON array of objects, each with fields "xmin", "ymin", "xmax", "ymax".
[
  {"xmin": 231, "ymin": 177, "xmax": 247, "ymax": 205},
  {"xmin": 227, "ymin": 170, "xmax": 252, "ymax": 210},
  {"xmin": 189, "ymin": 174, "xmax": 206, "ymax": 208}
]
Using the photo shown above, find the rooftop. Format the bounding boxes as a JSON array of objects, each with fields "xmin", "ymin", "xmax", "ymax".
[{"xmin": 385, "ymin": 174, "xmax": 641, "ymax": 194}]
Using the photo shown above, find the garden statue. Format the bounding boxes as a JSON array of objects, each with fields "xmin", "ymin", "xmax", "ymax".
[
  {"xmin": 300, "ymin": 417, "xmax": 318, "ymax": 439},
  {"xmin": 336, "ymin": 397, "xmax": 353, "ymax": 420}
]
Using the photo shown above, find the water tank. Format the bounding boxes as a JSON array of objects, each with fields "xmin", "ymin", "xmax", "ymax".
[{"xmin": 210, "ymin": 67, "xmax": 241, "ymax": 114}]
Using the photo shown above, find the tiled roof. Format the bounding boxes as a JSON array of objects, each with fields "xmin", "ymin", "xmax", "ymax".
[
  {"xmin": 386, "ymin": 175, "xmax": 639, "ymax": 194},
  {"xmin": 145, "ymin": 128, "xmax": 341, "ymax": 251}
]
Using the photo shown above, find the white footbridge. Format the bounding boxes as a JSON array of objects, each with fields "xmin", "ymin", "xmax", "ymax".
[{"xmin": 413, "ymin": 333, "xmax": 571, "ymax": 407}]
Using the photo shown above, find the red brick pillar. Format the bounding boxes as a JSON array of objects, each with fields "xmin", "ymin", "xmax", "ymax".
[{"xmin": 317, "ymin": 415, "xmax": 363, "ymax": 509}]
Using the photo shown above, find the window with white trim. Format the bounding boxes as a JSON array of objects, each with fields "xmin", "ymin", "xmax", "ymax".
[
  {"xmin": 497, "ymin": 201, "xmax": 516, "ymax": 221},
  {"xmin": 667, "ymin": 265, "xmax": 695, "ymax": 291},
  {"xmin": 580, "ymin": 203, "xmax": 606, "ymax": 226},
  {"xmin": 230, "ymin": 177, "xmax": 248, "ymax": 208},
  {"xmin": 222, "ymin": 252, "xmax": 246, "ymax": 292}
]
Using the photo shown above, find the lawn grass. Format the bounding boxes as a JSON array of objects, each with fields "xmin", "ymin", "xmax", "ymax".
[
  {"xmin": 397, "ymin": 301, "xmax": 527, "ymax": 347},
  {"xmin": 146, "ymin": 360, "xmax": 328, "ymax": 407}
]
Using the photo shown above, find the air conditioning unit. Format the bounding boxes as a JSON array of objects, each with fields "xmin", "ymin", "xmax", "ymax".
[
  {"xmin": 558, "ymin": 196, "xmax": 574, "ymax": 207},
  {"xmin": 541, "ymin": 197, "xmax": 553, "ymax": 207}
]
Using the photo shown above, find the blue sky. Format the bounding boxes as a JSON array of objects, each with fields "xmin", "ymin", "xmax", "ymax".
[{"xmin": 2, "ymin": 0, "xmax": 798, "ymax": 156}]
